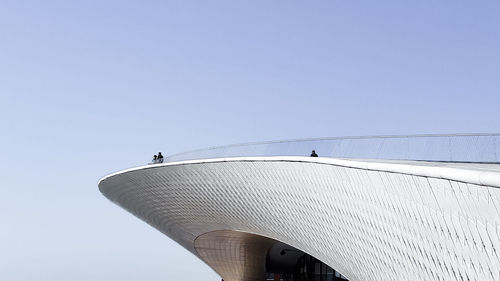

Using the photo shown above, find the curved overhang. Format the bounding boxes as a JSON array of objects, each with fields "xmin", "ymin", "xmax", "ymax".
[
  {"xmin": 99, "ymin": 156, "xmax": 500, "ymax": 281},
  {"xmin": 194, "ymin": 230, "xmax": 276, "ymax": 281}
]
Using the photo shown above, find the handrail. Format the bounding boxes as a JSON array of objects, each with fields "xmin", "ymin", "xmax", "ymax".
[{"xmin": 166, "ymin": 133, "xmax": 500, "ymax": 163}]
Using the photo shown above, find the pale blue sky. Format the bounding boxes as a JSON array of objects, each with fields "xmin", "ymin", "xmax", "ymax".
[{"xmin": 1, "ymin": 1, "xmax": 499, "ymax": 280}]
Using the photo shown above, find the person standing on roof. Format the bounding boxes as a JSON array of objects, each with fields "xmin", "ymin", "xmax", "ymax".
[
  {"xmin": 157, "ymin": 152, "xmax": 164, "ymax": 163},
  {"xmin": 310, "ymin": 150, "xmax": 318, "ymax": 157}
]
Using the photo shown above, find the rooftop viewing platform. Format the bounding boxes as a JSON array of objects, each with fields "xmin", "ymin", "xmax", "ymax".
[{"xmin": 166, "ymin": 133, "xmax": 500, "ymax": 164}]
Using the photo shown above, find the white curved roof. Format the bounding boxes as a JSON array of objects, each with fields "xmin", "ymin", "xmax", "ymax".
[{"xmin": 99, "ymin": 157, "xmax": 500, "ymax": 281}]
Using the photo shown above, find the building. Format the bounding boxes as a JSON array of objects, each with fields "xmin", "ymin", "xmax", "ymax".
[{"xmin": 99, "ymin": 134, "xmax": 500, "ymax": 281}]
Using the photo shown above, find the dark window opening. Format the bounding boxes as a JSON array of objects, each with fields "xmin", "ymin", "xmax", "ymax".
[{"xmin": 267, "ymin": 254, "xmax": 348, "ymax": 281}]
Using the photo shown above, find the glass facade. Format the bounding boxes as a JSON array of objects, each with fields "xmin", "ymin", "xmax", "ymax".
[
  {"xmin": 266, "ymin": 254, "xmax": 348, "ymax": 281},
  {"xmin": 293, "ymin": 255, "xmax": 348, "ymax": 281}
]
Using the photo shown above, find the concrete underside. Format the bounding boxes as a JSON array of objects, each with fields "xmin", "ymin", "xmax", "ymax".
[
  {"xmin": 195, "ymin": 230, "xmax": 276, "ymax": 281},
  {"xmin": 99, "ymin": 157, "xmax": 500, "ymax": 281}
]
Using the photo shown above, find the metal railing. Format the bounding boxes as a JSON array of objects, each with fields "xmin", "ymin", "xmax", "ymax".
[{"xmin": 166, "ymin": 133, "xmax": 500, "ymax": 163}]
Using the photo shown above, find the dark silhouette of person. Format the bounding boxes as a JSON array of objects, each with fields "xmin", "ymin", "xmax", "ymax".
[
  {"xmin": 152, "ymin": 155, "xmax": 158, "ymax": 163},
  {"xmin": 310, "ymin": 150, "xmax": 318, "ymax": 157},
  {"xmin": 157, "ymin": 152, "xmax": 164, "ymax": 163}
]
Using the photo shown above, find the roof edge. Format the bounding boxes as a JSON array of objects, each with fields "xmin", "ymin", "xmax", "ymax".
[{"xmin": 98, "ymin": 157, "xmax": 500, "ymax": 189}]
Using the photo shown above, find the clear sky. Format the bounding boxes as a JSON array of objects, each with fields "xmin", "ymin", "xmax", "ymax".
[{"xmin": 1, "ymin": 1, "xmax": 499, "ymax": 280}]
